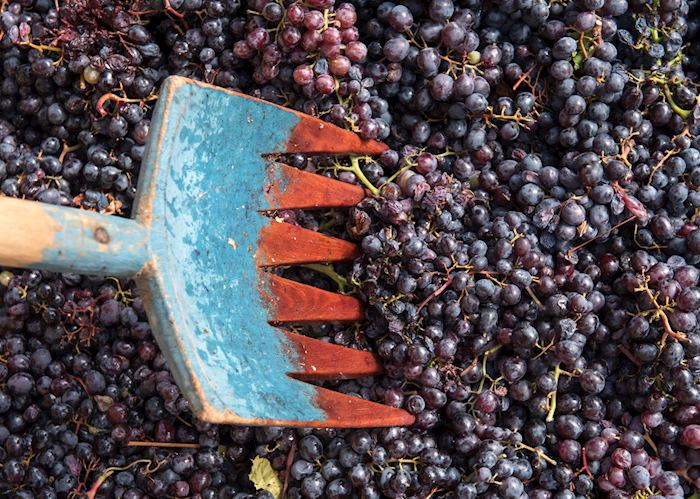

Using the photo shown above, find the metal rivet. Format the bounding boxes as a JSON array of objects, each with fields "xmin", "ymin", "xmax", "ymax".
[{"xmin": 94, "ymin": 227, "xmax": 110, "ymax": 244}]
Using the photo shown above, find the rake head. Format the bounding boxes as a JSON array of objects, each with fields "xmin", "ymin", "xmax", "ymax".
[{"xmin": 132, "ymin": 76, "xmax": 414, "ymax": 427}]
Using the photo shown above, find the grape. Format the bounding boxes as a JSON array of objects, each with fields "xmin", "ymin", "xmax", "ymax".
[
  {"xmin": 383, "ymin": 37, "xmax": 410, "ymax": 62},
  {"xmin": 430, "ymin": 74, "xmax": 454, "ymax": 101},
  {"xmin": 388, "ymin": 5, "xmax": 413, "ymax": 32},
  {"xmin": 2, "ymin": 0, "xmax": 700, "ymax": 497},
  {"xmin": 681, "ymin": 425, "xmax": 700, "ymax": 449},
  {"xmin": 301, "ymin": 472, "xmax": 326, "ymax": 498},
  {"xmin": 314, "ymin": 74, "xmax": 336, "ymax": 95}
]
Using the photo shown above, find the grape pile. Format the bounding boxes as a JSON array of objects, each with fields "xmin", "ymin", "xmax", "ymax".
[{"xmin": 2, "ymin": 0, "xmax": 700, "ymax": 497}]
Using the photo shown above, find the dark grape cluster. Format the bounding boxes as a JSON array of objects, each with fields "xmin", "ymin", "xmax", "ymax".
[{"xmin": 2, "ymin": 0, "xmax": 700, "ymax": 497}]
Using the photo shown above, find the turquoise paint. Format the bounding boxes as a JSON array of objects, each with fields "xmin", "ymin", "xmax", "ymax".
[
  {"xmin": 137, "ymin": 78, "xmax": 325, "ymax": 421},
  {"xmin": 39, "ymin": 204, "xmax": 148, "ymax": 276}
]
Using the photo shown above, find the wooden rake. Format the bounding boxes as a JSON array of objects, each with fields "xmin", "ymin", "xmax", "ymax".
[{"xmin": 0, "ymin": 76, "xmax": 414, "ymax": 428}]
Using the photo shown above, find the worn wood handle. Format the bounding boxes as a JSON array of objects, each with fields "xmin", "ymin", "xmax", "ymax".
[{"xmin": 0, "ymin": 196, "xmax": 149, "ymax": 276}]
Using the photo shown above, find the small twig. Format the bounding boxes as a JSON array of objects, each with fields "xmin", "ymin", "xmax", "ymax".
[
  {"xmin": 525, "ymin": 286, "xmax": 543, "ymax": 308},
  {"xmin": 579, "ymin": 447, "xmax": 594, "ymax": 479},
  {"xmin": 514, "ymin": 442, "xmax": 557, "ymax": 466},
  {"xmin": 513, "ymin": 65, "xmax": 535, "ymax": 91},
  {"xmin": 95, "ymin": 93, "xmax": 158, "ymax": 117},
  {"xmin": 674, "ymin": 468, "xmax": 692, "ymax": 484},
  {"xmin": 66, "ymin": 373, "xmax": 92, "ymax": 397},
  {"xmin": 281, "ymin": 439, "xmax": 296, "ymax": 498},
  {"xmin": 647, "ymin": 125, "xmax": 690, "ymax": 185},
  {"xmin": 86, "ymin": 459, "xmax": 155, "ymax": 499},
  {"xmin": 417, "ymin": 275, "xmax": 453, "ymax": 314},
  {"xmin": 647, "ymin": 147, "xmax": 679, "ymax": 186},
  {"xmin": 426, "ymin": 486, "xmax": 444, "ymax": 498},
  {"xmin": 567, "ymin": 215, "xmax": 635, "ymax": 257},
  {"xmin": 163, "ymin": 0, "xmax": 185, "ymax": 18},
  {"xmin": 19, "ymin": 39, "xmax": 63, "ymax": 53},
  {"xmin": 634, "ymin": 270, "xmax": 688, "ymax": 351},
  {"xmin": 579, "ymin": 31, "xmax": 589, "ymax": 60},
  {"xmin": 475, "ymin": 346, "xmax": 502, "ymax": 394}
]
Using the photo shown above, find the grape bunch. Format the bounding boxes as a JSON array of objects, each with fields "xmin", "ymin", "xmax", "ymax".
[{"xmin": 2, "ymin": 0, "xmax": 700, "ymax": 497}]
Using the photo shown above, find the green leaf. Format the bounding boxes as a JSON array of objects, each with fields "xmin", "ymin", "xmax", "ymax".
[
  {"xmin": 689, "ymin": 489, "xmax": 700, "ymax": 499},
  {"xmin": 572, "ymin": 51, "xmax": 584, "ymax": 71},
  {"xmin": 249, "ymin": 456, "xmax": 282, "ymax": 499}
]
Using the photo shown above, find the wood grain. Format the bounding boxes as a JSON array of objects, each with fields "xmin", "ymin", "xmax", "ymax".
[
  {"xmin": 262, "ymin": 274, "xmax": 364, "ymax": 323},
  {"xmin": 0, "ymin": 197, "xmax": 148, "ymax": 275},
  {"xmin": 0, "ymin": 197, "xmax": 54, "ymax": 268},
  {"xmin": 314, "ymin": 386, "xmax": 416, "ymax": 427},
  {"xmin": 286, "ymin": 113, "xmax": 387, "ymax": 155},
  {"xmin": 282, "ymin": 330, "xmax": 382, "ymax": 380},
  {"xmin": 257, "ymin": 221, "xmax": 359, "ymax": 267},
  {"xmin": 264, "ymin": 163, "xmax": 366, "ymax": 210}
]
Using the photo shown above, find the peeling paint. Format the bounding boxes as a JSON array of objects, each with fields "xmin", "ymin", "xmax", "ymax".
[
  {"xmin": 136, "ymin": 76, "xmax": 325, "ymax": 422},
  {"xmin": 0, "ymin": 196, "xmax": 148, "ymax": 276}
]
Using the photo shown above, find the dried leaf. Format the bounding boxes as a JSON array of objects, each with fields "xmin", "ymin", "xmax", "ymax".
[
  {"xmin": 101, "ymin": 193, "xmax": 123, "ymax": 215},
  {"xmin": 95, "ymin": 395, "xmax": 114, "ymax": 412},
  {"xmin": 249, "ymin": 456, "xmax": 282, "ymax": 499}
]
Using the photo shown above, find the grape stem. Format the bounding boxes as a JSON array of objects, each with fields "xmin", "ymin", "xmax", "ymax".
[
  {"xmin": 387, "ymin": 457, "xmax": 421, "ymax": 472},
  {"xmin": 86, "ymin": 459, "xmax": 157, "ymax": 499},
  {"xmin": 416, "ymin": 275, "xmax": 453, "ymax": 314},
  {"xmin": 512, "ymin": 65, "xmax": 536, "ymax": 91},
  {"xmin": 336, "ymin": 156, "xmax": 380, "ymax": 196},
  {"xmin": 545, "ymin": 363, "xmax": 562, "ymax": 422},
  {"xmin": 19, "ymin": 38, "xmax": 62, "ymax": 52},
  {"xmin": 382, "ymin": 148, "xmax": 426, "ymax": 186},
  {"xmin": 58, "ymin": 142, "xmax": 81, "ymax": 163},
  {"xmin": 66, "ymin": 373, "xmax": 92, "ymax": 397},
  {"xmin": 163, "ymin": 0, "xmax": 185, "ymax": 18},
  {"xmin": 383, "ymin": 162, "xmax": 414, "ymax": 186},
  {"xmin": 567, "ymin": 215, "xmax": 636, "ymax": 257},
  {"xmin": 650, "ymin": 27, "xmax": 660, "ymax": 44},
  {"xmin": 525, "ymin": 285, "xmax": 543, "ymax": 308},
  {"xmin": 301, "ymin": 263, "xmax": 350, "ymax": 293},
  {"xmin": 647, "ymin": 126, "xmax": 690, "ymax": 186},
  {"xmin": 662, "ymin": 83, "xmax": 691, "ymax": 119},
  {"xmin": 425, "ymin": 487, "xmax": 444, "ymax": 498},
  {"xmin": 95, "ymin": 92, "xmax": 158, "ymax": 117},
  {"xmin": 513, "ymin": 442, "xmax": 557, "ymax": 465},
  {"xmin": 633, "ymin": 269, "xmax": 688, "ymax": 351},
  {"xmin": 476, "ymin": 345, "xmax": 502, "ymax": 394},
  {"xmin": 578, "ymin": 447, "xmax": 594, "ymax": 479}
]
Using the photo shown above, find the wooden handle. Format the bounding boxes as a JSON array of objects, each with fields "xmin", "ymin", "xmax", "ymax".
[{"xmin": 0, "ymin": 197, "xmax": 149, "ymax": 276}]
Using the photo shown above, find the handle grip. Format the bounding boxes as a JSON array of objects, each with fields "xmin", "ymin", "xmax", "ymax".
[{"xmin": 0, "ymin": 197, "xmax": 149, "ymax": 276}]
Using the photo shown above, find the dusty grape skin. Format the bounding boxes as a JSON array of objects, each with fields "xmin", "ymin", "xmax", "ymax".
[{"xmin": 2, "ymin": 0, "xmax": 700, "ymax": 497}]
